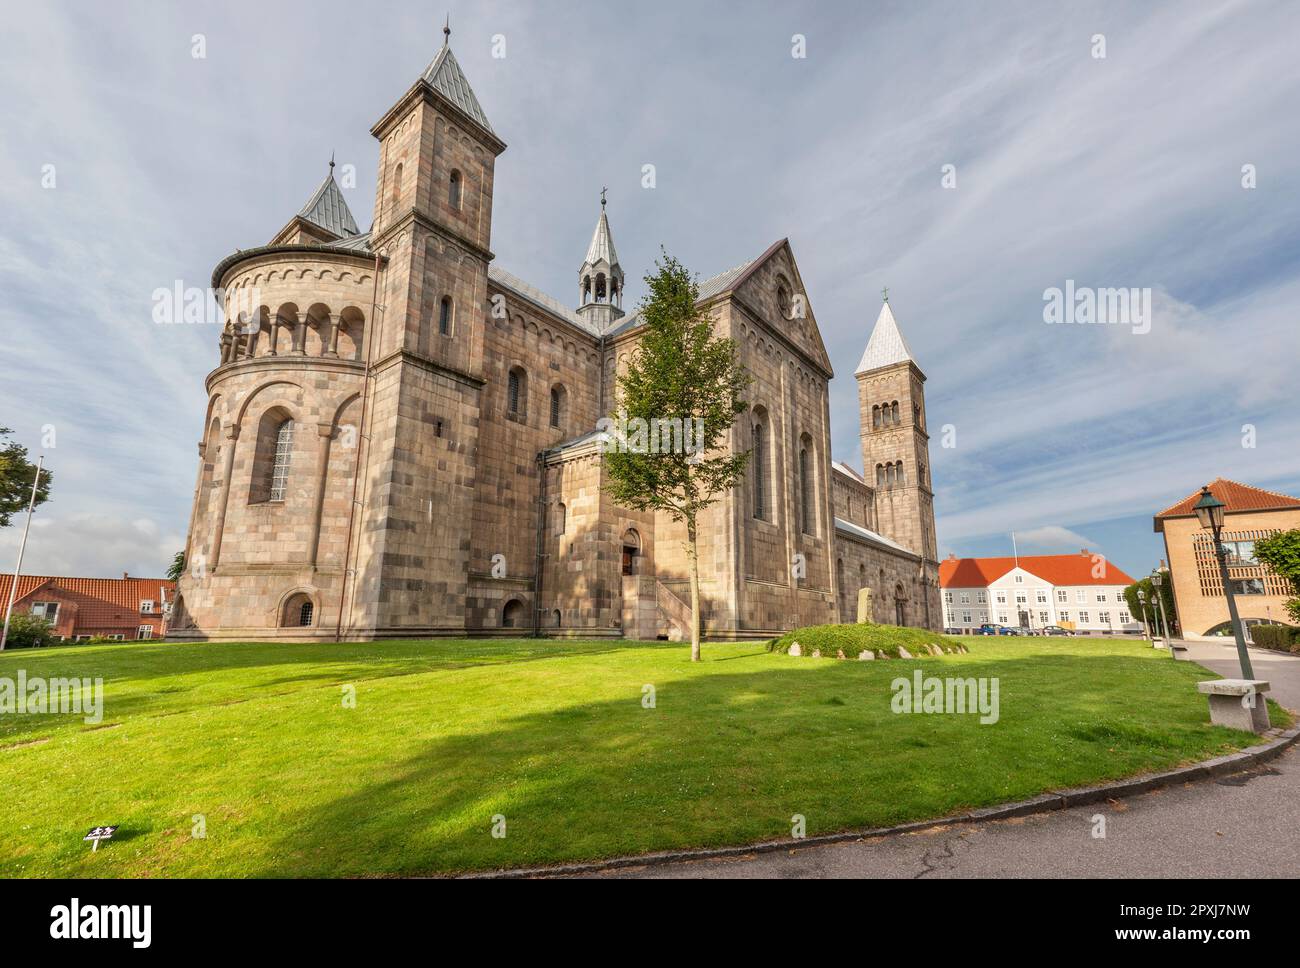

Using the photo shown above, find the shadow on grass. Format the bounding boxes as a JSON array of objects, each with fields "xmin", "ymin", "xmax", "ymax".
[{"xmin": 250, "ymin": 652, "xmax": 1255, "ymax": 877}]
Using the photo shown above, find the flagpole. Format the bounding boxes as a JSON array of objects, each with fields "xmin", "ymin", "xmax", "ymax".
[{"xmin": 1, "ymin": 456, "xmax": 44, "ymax": 652}]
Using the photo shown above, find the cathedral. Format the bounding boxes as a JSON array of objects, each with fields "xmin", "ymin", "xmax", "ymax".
[{"xmin": 169, "ymin": 31, "xmax": 941, "ymax": 642}]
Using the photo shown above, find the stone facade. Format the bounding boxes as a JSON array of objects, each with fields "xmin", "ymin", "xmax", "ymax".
[{"xmin": 170, "ymin": 36, "xmax": 942, "ymax": 642}]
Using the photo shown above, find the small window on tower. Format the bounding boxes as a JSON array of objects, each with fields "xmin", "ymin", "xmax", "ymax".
[
  {"xmin": 439, "ymin": 296, "xmax": 453, "ymax": 336},
  {"xmin": 448, "ymin": 170, "xmax": 462, "ymax": 210}
]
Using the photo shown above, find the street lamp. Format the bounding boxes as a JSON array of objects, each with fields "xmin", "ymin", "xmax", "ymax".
[
  {"xmin": 1192, "ymin": 485, "xmax": 1254, "ymax": 679},
  {"xmin": 1137, "ymin": 588, "xmax": 1151, "ymax": 643},
  {"xmin": 1151, "ymin": 568, "xmax": 1172, "ymax": 645}
]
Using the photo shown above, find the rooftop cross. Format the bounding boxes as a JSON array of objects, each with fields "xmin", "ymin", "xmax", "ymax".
[
  {"xmin": 443, "ymin": 13, "xmax": 450, "ymax": 42},
  {"xmin": 882, "ymin": 286, "xmax": 889, "ymax": 303},
  {"xmin": 600, "ymin": 186, "xmax": 607, "ymax": 209}
]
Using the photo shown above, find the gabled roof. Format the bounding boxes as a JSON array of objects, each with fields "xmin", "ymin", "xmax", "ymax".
[
  {"xmin": 297, "ymin": 167, "xmax": 359, "ymax": 239},
  {"xmin": 421, "ymin": 41, "xmax": 494, "ymax": 136},
  {"xmin": 856, "ymin": 300, "xmax": 916, "ymax": 374},
  {"xmin": 488, "ymin": 264, "xmax": 594, "ymax": 335},
  {"xmin": 1156, "ymin": 478, "xmax": 1300, "ymax": 519},
  {"xmin": 832, "ymin": 461, "xmax": 866, "ymax": 485},
  {"xmin": 0, "ymin": 575, "xmax": 176, "ymax": 630},
  {"xmin": 583, "ymin": 210, "xmax": 619, "ymax": 267},
  {"xmin": 938, "ymin": 554, "xmax": 1136, "ymax": 589}
]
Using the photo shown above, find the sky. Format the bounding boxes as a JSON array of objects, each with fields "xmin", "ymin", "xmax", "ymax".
[{"xmin": 1, "ymin": 0, "xmax": 1298, "ymax": 583}]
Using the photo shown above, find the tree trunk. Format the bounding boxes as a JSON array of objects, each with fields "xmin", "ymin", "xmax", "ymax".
[{"xmin": 686, "ymin": 517, "xmax": 702, "ymax": 661}]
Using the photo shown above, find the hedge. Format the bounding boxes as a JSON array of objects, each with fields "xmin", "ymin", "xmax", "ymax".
[{"xmin": 1251, "ymin": 624, "xmax": 1300, "ymax": 651}]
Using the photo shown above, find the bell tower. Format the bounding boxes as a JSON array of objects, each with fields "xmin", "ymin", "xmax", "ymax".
[
  {"xmin": 575, "ymin": 189, "xmax": 625, "ymax": 332},
  {"xmin": 856, "ymin": 295, "xmax": 938, "ymax": 562},
  {"xmin": 345, "ymin": 21, "xmax": 507, "ymax": 635}
]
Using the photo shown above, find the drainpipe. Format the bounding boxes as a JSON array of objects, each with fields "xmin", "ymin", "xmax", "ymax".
[{"xmin": 533, "ymin": 449, "xmax": 548, "ymax": 638}]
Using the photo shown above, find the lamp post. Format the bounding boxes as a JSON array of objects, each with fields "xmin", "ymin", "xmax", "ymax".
[
  {"xmin": 1151, "ymin": 569, "xmax": 1172, "ymax": 645},
  {"xmin": 1192, "ymin": 485, "xmax": 1253, "ymax": 679},
  {"xmin": 1137, "ymin": 588, "xmax": 1151, "ymax": 643}
]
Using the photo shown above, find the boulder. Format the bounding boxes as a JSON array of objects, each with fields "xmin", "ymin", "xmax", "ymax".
[
  {"xmin": 859, "ymin": 650, "xmax": 874, "ymax": 660},
  {"xmin": 788, "ymin": 642, "xmax": 802, "ymax": 657},
  {"xmin": 877, "ymin": 650, "xmax": 888, "ymax": 660},
  {"xmin": 811, "ymin": 649, "xmax": 822, "ymax": 658},
  {"xmin": 898, "ymin": 646, "xmax": 913, "ymax": 659},
  {"xmin": 836, "ymin": 649, "xmax": 847, "ymax": 660}
]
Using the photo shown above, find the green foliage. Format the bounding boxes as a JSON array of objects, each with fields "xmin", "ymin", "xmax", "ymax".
[
  {"xmin": 1250, "ymin": 624, "xmax": 1300, "ymax": 651},
  {"xmin": 602, "ymin": 251, "xmax": 751, "ymax": 524},
  {"xmin": 2, "ymin": 613, "xmax": 56, "ymax": 649},
  {"xmin": 167, "ymin": 551, "xmax": 186, "ymax": 583},
  {"xmin": 768, "ymin": 623, "xmax": 964, "ymax": 658},
  {"xmin": 1255, "ymin": 529, "xmax": 1300, "ymax": 623},
  {"xmin": 1123, "ymin": 577, "xmax": 1177, "ymax": 633},
  {"xmin": 0, "ymin": 427, "xmax": 52, "ymax": 528}
]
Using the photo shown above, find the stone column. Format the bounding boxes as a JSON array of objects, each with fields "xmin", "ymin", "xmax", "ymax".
[
  {"xmin": 268, "ymin": 317, "xmax": 280, "ymax": 356},
  {"xmin": 219, "ymin": 332, "xmax": 233, "ymax": 365},
  {"xmin": 324, "ymin": 315, "xmax": 340, "ymax": 358},
  {"xmin": 307, "ymin": 421, "xmax": 334, "ymax": 568},
  {"xmin": 292, "ymin": 313, "xmax": 306, "ymax": 355},
  {"xmin": 209, "ymin": 423, "xmax": 241, "ymax": 570}
]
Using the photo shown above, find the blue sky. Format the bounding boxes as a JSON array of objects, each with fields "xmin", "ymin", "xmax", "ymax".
[{"xmin": 1, "ymin": 0, "xmax": 1298, "ymax": 582}]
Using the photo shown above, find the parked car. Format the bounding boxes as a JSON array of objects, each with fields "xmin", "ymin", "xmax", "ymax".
[
  {"xmin": 1040, "ymin": 625, "xmax": 1074, "ymax": 636},
  {"xmin": 978, "ymin": 623, "xmax": 1022, "ymax": 635},
  {"xmin": 1000, "ymin": 626, "xmax": 1025, "ymax": 636}
]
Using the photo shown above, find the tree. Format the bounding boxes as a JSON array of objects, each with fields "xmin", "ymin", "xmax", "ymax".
[
  {"xmin": 1255, "ymin": 529, "xmax": 1300, "ymax": 624},
  {"xmin": 167, "ymin": 551, "xmax": 186, "ymax": 583},
  {"xmin": 0, "ymin": 427, "xmax": 51, "ymax": 527},
  {"xmin": 2, "ymin": 613, "xmax": 57, "ymax": 649},
  {"xmin": 1123, "ymin": 576, "xmax": 1178, "ymax": 635},
  {"xmin": 602, "ymin": 252, "xmax": 752, "ymax": 661}
]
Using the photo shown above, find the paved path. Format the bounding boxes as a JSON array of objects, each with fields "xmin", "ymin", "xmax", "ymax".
[{"xmin": 587, "ymin": 641, "xmax": 1300, "ymax": 879}]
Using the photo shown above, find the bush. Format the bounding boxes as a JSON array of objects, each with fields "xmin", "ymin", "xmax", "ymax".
[
  {"xmin": 1, "ymin": 613, "xmax": 57, "ymax": 649},
  {"xmin": 1251, "ymin": 624, "xmax": 1300, "ymax": 651},
  {"xmin": 768, "ymin": 623, "xmax": 964, "ymax": 658}
]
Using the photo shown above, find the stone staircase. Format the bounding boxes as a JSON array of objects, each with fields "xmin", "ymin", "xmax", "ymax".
[{"xmin": 656, "ymin": 580, "xmax": 692, "ymax": 642}]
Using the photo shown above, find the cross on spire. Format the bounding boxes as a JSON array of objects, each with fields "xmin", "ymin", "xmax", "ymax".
[
  {"xmin": 600, "ymin": 186, "xmax": 607, "ymax": 209},
  {"xmin": 881, "ymin": 286, "xmax": 889, "ymax": 303},
  {"xmin": 443, "ymin": 13, "xmax": 450, "ymax": 42}
]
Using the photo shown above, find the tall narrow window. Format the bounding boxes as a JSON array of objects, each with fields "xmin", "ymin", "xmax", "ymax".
[
  {"xmin": 896, "ymin": 462, "xmax": 906, "ymax": 485},
  {"xmin": 269, "ymin": 419, "xmax": 293, "ymax": 502},
  {"xmin": 550, "ymin": 385, "xmax": 565, "ymax": 429},
  {"xmin": 799, "ymin": 446, "xmax": 813, "ymax": 534},
  {"xmin": 439, "ymin": 296, "xmax": 452, "ymax": 335},
  {"xmin": 298, "ymin": 601, "xmax": 313, "ymax": 626},
  {"xmin": 507, "ymin": 368, "xmax": 524, "ymax": 415},
  {"xmin": 390, "ymin": 163, "xmax": 403, "ymax": 221},
  {"xmin": 448, "ymin": 170, "xmax": 462, "ymax": 209},
  {"xmin": 872, "ymin": 405, "xmax": 881, "ymax": 429},
  {"xmin": 752, "ymin": 423, "xmax": 766, "ymax": 519},
  {"xmin": 876, "ymin": 463, "xmax": 884, "ymax": 487}
]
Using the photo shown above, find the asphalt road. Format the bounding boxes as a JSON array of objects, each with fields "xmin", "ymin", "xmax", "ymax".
[{"xmin": 587, "ymin": 640, "xmax": 1300, "ymax": 879}]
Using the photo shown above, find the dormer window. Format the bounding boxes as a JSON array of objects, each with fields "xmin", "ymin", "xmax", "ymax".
[{"xmin": 140, "ymin": 599, "xmax": 155, "ymax": 613}]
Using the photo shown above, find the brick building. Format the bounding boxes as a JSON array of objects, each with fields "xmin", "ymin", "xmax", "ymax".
[
  {"xmin": 171, "ymin": 30, "xmax": 941, "ymax": 642},
  {"xmin": 1, "ymin": 575, "xmax": 175, "ymax": 642},
  {"xmin": 1154, "ymin": 478, "xmax": 1300, "ymax": 639}
]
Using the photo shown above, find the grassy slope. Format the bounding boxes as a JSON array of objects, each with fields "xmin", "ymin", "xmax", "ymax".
[{"xmin": 0, "ymin": 636, "xmax": 1286, "ymax": 877}]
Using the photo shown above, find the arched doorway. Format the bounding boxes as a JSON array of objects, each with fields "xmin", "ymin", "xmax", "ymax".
[
  {"xmin": 621, "ymin": 529, "xmax": 641, "ymax": 576},
  {"xmin": 894, "ymin": 583, "xmax": 907, "ymax": 627},
  {"xmin": 502, "ymin": 599, "xmax": 526, "ymax": 629}
]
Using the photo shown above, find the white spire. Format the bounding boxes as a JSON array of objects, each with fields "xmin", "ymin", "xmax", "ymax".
[
  {"xmin": 855, "ymin": 299, "xmax": 916, "ymax": 374},
  {"xmin": 584, "ymin": 209, "xmax": 619, "ymax": 266}
]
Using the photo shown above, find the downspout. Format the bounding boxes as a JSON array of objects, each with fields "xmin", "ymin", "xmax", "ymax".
[{"xmin": 533, "ymin": 449, "xmax": 548, "ymax": 638}]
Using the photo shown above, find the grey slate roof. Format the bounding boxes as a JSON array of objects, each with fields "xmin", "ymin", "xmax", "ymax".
[
  {"xmin": 332, "ymin": 231, "xmax": 372, "ymax": 251},
  {"xmin": 603, "ymin": 258, "xmax": 755, "ymax": 337},
  {"xmin": 297, "ymin": 169, "xmax": 360, "ymax": 238},
  {"xmin": 422, "ymin": 42, "xmax": 495, "ymax": 135},
  {"xmin": 584, "ymin": 211, "xmax": 619, "ymax": 267},
  {"xmin": 834, "ymin": 517, "xmax": 918, "ymax": 558},
  {"xmin": 488, "ymin": 265, "xmax": 595, "ymax": 335},
  {"xmin": 856, "ymin": 301, "xmax": 916, "ymax": 374}
]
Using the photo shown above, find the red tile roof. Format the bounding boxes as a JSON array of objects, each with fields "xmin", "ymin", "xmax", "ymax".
[
  {"xmin": 0, "ymin": 575, "xmax": 175, "ymax": 632},
  {"xmin": 939, "ymin": 553, "xmax": 1136, "ymax": 588},
  {"xmin": 1156, "ymin": 478, "xmax": 1300, "ymax": 519}
]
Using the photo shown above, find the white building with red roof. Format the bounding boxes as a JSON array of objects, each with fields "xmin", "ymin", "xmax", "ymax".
[{"xmin": 939, "ymin": 550, "xmax": 1139, "ymax": 635}]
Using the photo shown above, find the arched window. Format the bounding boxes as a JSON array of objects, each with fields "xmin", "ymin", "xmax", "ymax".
[
  {"xmin": 251, "ymin": 409, "xmax": 295, "ymax": 504},
  {"xmin": 550, "ymin": 385, "xmax": 566, "ymax": 429},
  {"xmin": 752, "ymin": 419, "xmax": 767, "ymax": 520},
  {"xmin": 891, "ymin": 401, "xmax": 900, "ymax": 424},
  {"xmin": 913, "ymin": 402, "xmax": 921, "ymax": 426},
  {"xmin": 872, "ymin": 404, "xmax": 881, "ymax": 429},
  {"xmin": 507, "ymin": 367, "xmax": 526, "ymax": 416},
  {"xmin": 554, "ymin": 501, "xmax": 566, "ymax": 536},
  {"xmin": 582, "ymin": 275, "xmax": 592, "ymax": 304},
  {"xmin": 298, "ymin": 601, "xmax": 314, "ymax": 626},
  {"xmin": 886, "ymin": 463, "xmax": 896, "ymax": 487},
  {"xmin": 448, "ymin": 169, "xmax": 462, "ymax": 209},
  {"xmin": 799, "ymin": 438, "xmax": 814, "ymax": 535},
  {"xmin": 896, "ymin": 461, "xmax": 906, "ymax": 486},
  {"xmin": 876, "ymin": 463, "xmax": 885, "ymax": 487},
  {"xmin": 281, "ymin": 592, "xmax": 314, "ymax": 628},
  {"xmin": 438, "ymin": 296, "xmax": 453, "ymax": 336},
  {"xmin": 553, "ymin": 609, "xmax": 562, "ymax": 628},
  {"xmin": 595, "ymin": 273, "xmax": 607, "ymax": 301}
]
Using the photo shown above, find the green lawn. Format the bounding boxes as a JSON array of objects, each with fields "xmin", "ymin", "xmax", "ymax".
[{"xmin": 0, "ymin": 635, "xmax": 1286, "ymax": 877}]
